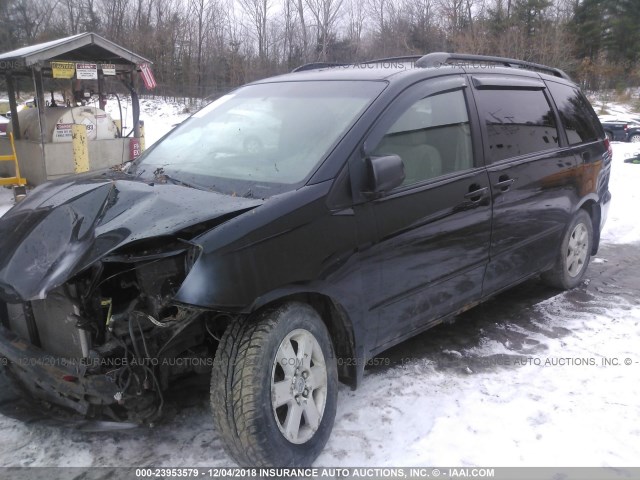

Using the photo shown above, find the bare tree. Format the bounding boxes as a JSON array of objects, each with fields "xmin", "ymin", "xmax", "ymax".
[
  {"xmin": 345, "ymin": 0, "xmax": 366, "ymax": 59},
  {"xmin": 0, "ymin": 0, "xmax": 627, "ymax": 100},
  {"xmin": 295, "ymin": 0, "xmax": 309, "ymax": 61},
  {"xmin": 404, "ymin": 0, "xmax": 437, "ymax": 52},
  {"xmin": 282, "ymin": 0, "xmax": 301, "ymax": 67},
  {"xmin": 99, "ymin": 0, "xmax": 130, "ymax": 42},
  {"xmin": 438, "ymin": 0, "xmax": 466, "ymax": 37},
  {"xmin": 10, "ymin": 0, "xmax": 59, "ymax": 42},
  {"xmin": 82, "ymin": 0, "xmax": 101, "ymax": 32},
  {"xmin": 304, "ymin": 0, "xmax": 343, "ymax": 60},
  {"xmin": 189, "ymin": 0, "xmax": 220, "ymax": 90},
  {"xmin": 238, "ymin": 0, "xmax": 272, "ymax": 62},
  {"xmin": 366, "ymin": 0, "xmax": 392, "ymax": 55},
  {"xmin": 60, "ymin": 0, "xmax": 83, "ymax": 34}
]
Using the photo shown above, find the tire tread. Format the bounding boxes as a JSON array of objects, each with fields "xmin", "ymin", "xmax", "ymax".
[{"xmin": 212, "ymin": 304, "xmax": 333, "ymax": 467}]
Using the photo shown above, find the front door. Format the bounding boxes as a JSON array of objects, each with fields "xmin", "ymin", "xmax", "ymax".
[{"xmin": 354, "ymin": 77, "xmax": 492, "ymax": 352}]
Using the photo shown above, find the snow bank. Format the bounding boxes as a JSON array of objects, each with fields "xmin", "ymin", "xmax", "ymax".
[
  {"xmin": 601, "ymin": 142, "xmax": 640, "ymax": 244},
  {"xmin": 591, "ymin": 99, "xmax": 639, "ymax": 123}
]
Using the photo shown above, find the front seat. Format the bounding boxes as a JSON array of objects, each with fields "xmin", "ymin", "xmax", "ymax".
[{"xmin": 377, "ymin": 134, "xmax": 442, "ymax": 185}]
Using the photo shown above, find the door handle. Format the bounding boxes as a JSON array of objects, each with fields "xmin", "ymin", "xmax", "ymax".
[
  {"xmin": 494, "ymin": 175, "xmax": 515, "ymax": 192},
  {"xmin": 464, "ymin": 186, "xmax": 488, "ymax": 202}
]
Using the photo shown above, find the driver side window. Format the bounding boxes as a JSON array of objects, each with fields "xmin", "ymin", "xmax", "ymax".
[{"xmin": 372, "ymin": 89, "xmax": 473, "ymax": 187}]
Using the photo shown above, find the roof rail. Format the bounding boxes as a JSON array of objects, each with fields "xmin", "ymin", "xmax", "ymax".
[
  {"xmin": 415, "ymin": 52, "xmax": 571, "ymax": 81},
  {"xmin": 292, "ymin": 56, "xmax": 421, "ymax": 72},
  {"xmin": 360, "ymin": 55, "xmax": 423, "ymax": 65},
  {"xmin": 292, "ymin": 62, "xmax": 350, "ymax": 72}
]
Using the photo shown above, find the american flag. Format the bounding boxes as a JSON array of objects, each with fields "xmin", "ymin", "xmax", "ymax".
[{"xmin": 139, "ymin": 63, "xmax": 157, "ymax": 89}]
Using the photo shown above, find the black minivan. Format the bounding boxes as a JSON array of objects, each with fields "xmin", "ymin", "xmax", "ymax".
[{"xmin": 0, "ymin": 53, "xmax": 611, "ymax": 467}]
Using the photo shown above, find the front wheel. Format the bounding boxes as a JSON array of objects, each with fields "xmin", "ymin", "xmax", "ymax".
[
  {"xmin": 542, "ymin": 210, "xmax": 593, "ymax": 289},
  {"xmin": 211, "ymin": 302, "xmax": 338, "ymax": 467}
]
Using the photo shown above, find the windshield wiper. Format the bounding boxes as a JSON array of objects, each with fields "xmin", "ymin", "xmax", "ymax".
[{"xmin": 152, "ymin": 167, "xmax": 211, "ymax": 191}]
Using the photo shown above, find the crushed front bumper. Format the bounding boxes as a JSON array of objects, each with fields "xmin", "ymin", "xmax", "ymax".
[{"xmin": 0, "ymin": 324, "xmax": 120, "ymax": 420}]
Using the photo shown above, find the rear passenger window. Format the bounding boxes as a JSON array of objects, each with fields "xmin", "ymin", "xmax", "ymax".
[
  {"xmin": 546, "ymin": 82, "xmax": 600, "ymax": 145},
  {"xmin": 475, "ymin": 89, "xmax": 559, "ymax": 163},
  {"xmin": 373, "ymin": 89, "xmax": 473, "ymax": 186}
]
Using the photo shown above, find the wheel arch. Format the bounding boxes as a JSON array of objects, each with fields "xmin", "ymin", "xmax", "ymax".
[
  {"xmin": 248, "ymin": 290, "xmax": 359, "ymax": 389},
  {"xmin": 577, "ymin": 198, "xmax": 601, "ymax": 255}
]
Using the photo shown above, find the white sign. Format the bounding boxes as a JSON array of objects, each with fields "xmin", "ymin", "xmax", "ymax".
[
  {"xmin": 81, "ymin": 117, "xmax": 96, "ymax": 139},
  {"xmin": 53, "ymin": 118, "xmax": 96, "ymax": 142},
  {"xmin": 101, "ymin": 64, "xmax": 116, "ymax": 76},
  {"xmin": 53, "ymin": 123, "xmax": 73, "ymax": 141},
  {"xmin": 76, "ymin": 63, "xmax": 98, "ymax": 80}
]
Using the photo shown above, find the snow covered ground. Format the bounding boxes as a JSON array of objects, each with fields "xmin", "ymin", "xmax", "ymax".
[
  {"xmin": 601, "ymin": 142, "xmax": 640, "ymax": 244},
  {"xmin": 591, "ymin": 97, "xmax": 640, "ymax": 123},
  {"xmin": 0, "ymin": 112, "xmax": 639, "ymax": 469},
  {"xmin": 0, "ymin": 187, "xmax": 13, "ymax": 218},
  {"xmin": 595, "ymin": 104, "xmax": 637, "ymax": 122}
]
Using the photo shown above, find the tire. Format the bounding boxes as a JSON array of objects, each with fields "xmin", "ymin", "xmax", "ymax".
[
  {"xmin": 629, "ymin": 133, "xmax": 640, "ymax": 143},
  {"xmin": 211, "ymin": 302, "xmax": 338, "ymax": 467},
  {"xmin": 542, "ymin": 210, "xmax": 593, "ymax": 290},
  {"xmin": 605, "ymin": 131, "xmax": 613, "ymax": 141},
  {"xmin": 243, "ymin": 137, "xmax": 263, "ymax": 154}
]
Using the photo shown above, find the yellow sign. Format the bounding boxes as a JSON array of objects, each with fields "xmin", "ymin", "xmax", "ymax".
[{"xmin": 51, "ymin": 61, "xmax": 75, "ymax": 79}]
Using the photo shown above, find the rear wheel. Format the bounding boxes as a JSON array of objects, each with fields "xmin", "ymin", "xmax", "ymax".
[
  {"xmin": 542, "ymin": 210, "xmax": 593, "ymax": 289},
  {"xmin": 210, "ymin": 302, "xmax": 338, "ymax": 467},
  {"xmin": 629, "ymin": 133, "xmax": 640, "ymax": 143}
]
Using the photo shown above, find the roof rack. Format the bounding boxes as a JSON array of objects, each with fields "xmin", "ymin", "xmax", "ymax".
[
  {"xmin": 292, "ymin": 56, "xmax": 421, "ymax": 73},
  {"xmin": 360, "ymin": 55, "xmax": 423, "ymax": 65},
  {"xmin": 415, "ymin": 52, "xmax": 571, "ymax": 81},
  {"xmin": 292, "ymin": 62, "xmax": 350, "ymax": 72}
]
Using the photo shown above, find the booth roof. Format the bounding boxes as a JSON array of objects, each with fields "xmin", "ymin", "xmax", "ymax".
[{"xmin": 0, "ymin": 32, "xmax": 152, "ymax": 68}]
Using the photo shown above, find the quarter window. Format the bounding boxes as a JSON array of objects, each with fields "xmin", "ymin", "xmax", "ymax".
[
  {"xmin": 475, "ymin": 89, "xmax": 559, "ymax": 163},
  {"xmin": 373, "ymin": 89, "xmax": 473, "ymax": 186},
  {"xmin": 546, "ymin": 82, "xmax": 600, "ymax": 145}
]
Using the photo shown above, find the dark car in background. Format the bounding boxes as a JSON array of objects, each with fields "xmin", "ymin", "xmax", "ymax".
[
  {"xmin": 600, "ymin": 119, "xmax": 640, "ymax": 142},
  {"xmin": 629, "ymin": 127, "xmax": 640, "ymax": 142},
  {"xmin": 0, "ymin": 53, "xmax": 611, "ymax": 467},
  {"xmin": 625, "ymin": 114, "xmax": 640, "ymax": 142}
]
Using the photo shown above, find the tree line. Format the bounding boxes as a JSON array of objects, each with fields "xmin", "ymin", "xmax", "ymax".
[{"xmin": 0, "ymin": 0, "xmax": 638, "ymax": 100}]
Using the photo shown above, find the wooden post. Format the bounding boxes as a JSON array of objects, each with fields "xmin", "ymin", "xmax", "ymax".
[
  {"xmin": 5, "ymin": 73, "xmax": 20, "ymax": 140},
  {"xmin": 32, "ymin": 66, "xmax": 47, "ymax": 145},
  {"xmin": 139, "ymin": 120, "xmax": 145, "ymax": 151},
  {"xmin": 131, "ymin": 70, "xmax": 140, "ymax": 139},
  {"xmin": 72, "ymin": 124, "xmax": 89, "ymax": 173}
]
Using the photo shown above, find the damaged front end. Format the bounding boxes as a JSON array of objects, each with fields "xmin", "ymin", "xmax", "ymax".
[
  {"xmin": 0, "ymin": 237, "xmax": 232, "ymax": 426},
  {"xmin": 0, "ymin": 176, "xmax": 261, "ymax": 426}
]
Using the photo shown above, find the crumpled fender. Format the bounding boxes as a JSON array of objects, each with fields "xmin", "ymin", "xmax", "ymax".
[{"xmin": 0, "ymin": 174, "xmax": 262, "ymax": 302}]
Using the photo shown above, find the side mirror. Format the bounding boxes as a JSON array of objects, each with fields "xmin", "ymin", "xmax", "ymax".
[{"xmin": 365, "ymin": 154, "xmax": 405, "ymax": 195}]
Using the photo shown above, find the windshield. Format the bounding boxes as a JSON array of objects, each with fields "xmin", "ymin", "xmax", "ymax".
[{"xmin": 133, "ymin": 80, "xmax": 386, "ymax": 197}]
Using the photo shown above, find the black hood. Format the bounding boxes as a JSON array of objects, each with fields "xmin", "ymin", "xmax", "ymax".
[{"xmin": 0, "ymin": 175, "xmax": 262, "ymax": 302}]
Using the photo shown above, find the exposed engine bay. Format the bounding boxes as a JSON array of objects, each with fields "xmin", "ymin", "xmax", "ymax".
[
  {"xmin": 0, "ymin": 237, "xmax": 233, "ymax": 425},
  {"xmin": 0, "ymin": 177, "xmax": 266, "ymax": 426}
]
